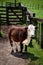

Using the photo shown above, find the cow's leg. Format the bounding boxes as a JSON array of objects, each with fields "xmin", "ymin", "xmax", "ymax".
[
  {"xmin": 14, "ymin": 42, "xmax": 18, "ymax": 52},
  {"xmin": 9, "ymin": 32, "xmax": 14, "ymax": 52},
  {"xmin": 10, "ymin": 40, "xmax": 13, "ymax": 47},
  {"xmin": 25, "ymin": 45, "xmax": 27, "ymax": 52},
  {"xmin": 20, "ymin": 43, "xmax": 23, "ymax": 53},
  {"xmin": 16, "ymin": 43, "xmax": 18, "ymax": 52},
  {"xmin": 10, "ymin": 40, "xmax": 14, "ymax": 53},
  {"xmin": 19, "ymin": 33, "xmax": 23, "ymax": 53}
]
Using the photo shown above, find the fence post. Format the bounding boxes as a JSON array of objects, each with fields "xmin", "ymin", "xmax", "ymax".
[
  {"xmin": 41, "ymin": 23, "xmax": 43, "ymax": 48},
  {"xmin": 33, "ymin": 13, "xmax": 38, "ymax": 41},
  {"xmin": 0, "ymin": 15, "xmax": 1, "ymax": 25},
  {"xmin": 1, "ymin": 1, "xmax": 3, "ymax": 6},
  {"xmin": 22, "ymin": 7, "xmax": 27, "ymax": 24},
  {"xmin": 26, "ymin": 13, "xmax": 30, "ymax": 25},
  {"xmin": 0, "ymin": 15, "xmax": 1, "ymax": 31},
  {"xmin": 6, "ymin": 7, "xmax": 9, "ymax": 25},
  {"xmin": 33, "ymin": 13, "xmax": 38, "ymax": 26},
  {"xmin": 38, "ymin": 4, "xmax": 39, "ymax": 10},
  {"xmin": 15, "ymin": 0, "xmax": 16, "ymax": 6},
  {"xmin": 41, "ymin": 5, "xmax": 43, "ymax": 10},
  {"xmin": 38, "ymin": 23, "xmax": 41, "ymax": 45}
]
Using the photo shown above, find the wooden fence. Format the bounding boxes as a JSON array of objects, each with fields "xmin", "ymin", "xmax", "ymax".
[
  {"xmin": 31, "ymin": 17, "xmax": 43, "ymax": 49},
  {"xmin": 0, "ymin": 2, "xmax": 27, "ymax": 25},
  {"xmin": 26, "ymin": 8, "xmax": 43, "ymax": 49}
]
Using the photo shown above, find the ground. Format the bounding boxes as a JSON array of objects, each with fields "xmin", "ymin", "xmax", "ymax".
[{"xmin": 0, "ymin": 38, "xmax": 29, "ymax": 65}]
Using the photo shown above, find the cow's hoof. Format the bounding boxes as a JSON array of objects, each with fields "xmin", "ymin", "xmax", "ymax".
[
  {"xmin": 11, "ymin": 50, "xmax": 14, "ymax": 55},
  {"xmin": 10, "ymin": 43, "xmax": 13, "ymax": 47},
  {"xmin": 16, "ymin": 48, "xmax": 18, "ymax": 52},
  {"xmin": 19, "ymin": 52, "xmax": 22, "ymax": 56},
  {"xmin": 12, "ymin": 50, "xmax": 14, "ymax": 53},
  {"xmin": 19, "ymin": 51, "xmax": 23, "ymax": 55}
]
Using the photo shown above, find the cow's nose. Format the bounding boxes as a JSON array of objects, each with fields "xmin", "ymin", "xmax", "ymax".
[
  {"xmin": 31, "ymin": 35, "xmax": 35, "ymax": 39},
  {"xmin": 32, "ymin": 35, "xmax": 34, "ymax": 37}
]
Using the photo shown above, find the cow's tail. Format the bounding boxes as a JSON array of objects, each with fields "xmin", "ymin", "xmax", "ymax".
[{"xmin": 9, "ymin": 29, "xmax": 13, "ymax": 47}]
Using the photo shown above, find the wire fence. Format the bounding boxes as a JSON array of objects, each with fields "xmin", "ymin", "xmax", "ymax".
[
  {"xmin": 0, "ymin": 2, "xmax": 43, "ymax": 10},
  {"xmin": 28, "ymin": 4, "xmax": 43, "ymax": 10},
  {"xmin": 25, "ymin": 3, "xmax": 43, "ymax": 10}
]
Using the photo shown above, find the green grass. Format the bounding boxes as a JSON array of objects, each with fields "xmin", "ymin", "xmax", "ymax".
[
  {"xmin": 18, "ymin": 0, "xmax": 43, "ymax": 18},
  {"xmin": 27, "ymin": 40, "xmax": 43, "ymax": 65},
  {"xmin": 29, "ymin": 9, "xmax": 43, "ymax": 18},
  {"xmin": 0, "ymin": 31, "xmax": 4, "ymax": 37}
]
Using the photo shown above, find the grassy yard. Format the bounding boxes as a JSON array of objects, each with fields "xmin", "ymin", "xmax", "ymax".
[
  {"xmin": 18, "ymin": 0, "xmax": 43, "ymax": 18},
  {"xmin": 27, "ymin": 40, "xmax": 43, "ymax": 65},
  {"xmin": 29, "ymin": 9, "xmax": 43, "ymax": 18}
]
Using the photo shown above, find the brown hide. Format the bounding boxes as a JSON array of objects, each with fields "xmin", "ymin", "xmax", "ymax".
[{"xmin": 9, "ymin": 26, "xmax": 28, "ymax": 42}]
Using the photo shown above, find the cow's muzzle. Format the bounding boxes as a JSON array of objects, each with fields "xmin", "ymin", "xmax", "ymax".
[{"xmin": 31, "ymin": 35, "xmax": 35, "ymax": 39}]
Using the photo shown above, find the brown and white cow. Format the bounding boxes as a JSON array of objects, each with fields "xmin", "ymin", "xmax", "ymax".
[{"xmin": 9, "ymin": 24, "xmax": 37, "ymax": 53}]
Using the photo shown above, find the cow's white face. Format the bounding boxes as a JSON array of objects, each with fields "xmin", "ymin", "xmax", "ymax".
[{"xmin": 28, "ymin": 24, "xmax": 36, "ymax": 37}]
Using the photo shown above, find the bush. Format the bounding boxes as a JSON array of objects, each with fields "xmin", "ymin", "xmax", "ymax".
[{"xmin": 0, "ymin": 31, "xmax": 4, "ymax": 38}]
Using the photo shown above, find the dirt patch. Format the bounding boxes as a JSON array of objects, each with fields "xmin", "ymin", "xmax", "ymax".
[{"xmin": 0, "ymin": 38, "xmax": 29, "ymax": 65}]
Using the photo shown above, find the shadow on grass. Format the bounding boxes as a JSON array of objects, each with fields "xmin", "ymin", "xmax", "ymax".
[
  {"xmin": 29, "ymin": 43, "xmax": 34, "ymax": 48},
  {"xmin": 11, "ymin": 51, "xmax": 39, "ymax": 61},
  {"xmin": 26, "ymin": 52, "xmax": 39, "ymax": 61}
]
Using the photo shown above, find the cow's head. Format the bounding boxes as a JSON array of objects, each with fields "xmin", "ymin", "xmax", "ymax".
[{"xmin": 28, "ymin": 24, "xmax": 37, "ymax": 38}]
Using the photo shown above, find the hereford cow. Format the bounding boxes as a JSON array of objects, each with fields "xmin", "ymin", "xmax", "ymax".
[{"xmin": 9, "ymin": 24, "xmax": 37, "ymax": 53}]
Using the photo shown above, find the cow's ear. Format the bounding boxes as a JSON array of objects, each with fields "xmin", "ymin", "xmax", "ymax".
[{"xmin": 25, "ymin": 26, "xmax": 28, "ymax": 30}]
